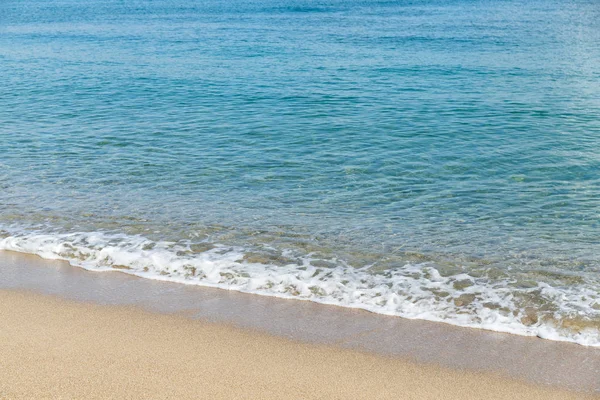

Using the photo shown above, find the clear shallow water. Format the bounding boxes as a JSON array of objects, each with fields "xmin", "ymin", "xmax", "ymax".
[{"xmin": 1, "ymin": 0, "xmax": 600, "ymax": 345}]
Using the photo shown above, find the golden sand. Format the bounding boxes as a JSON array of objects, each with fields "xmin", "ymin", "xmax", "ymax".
[{"xmin": 0, "ymin": 290, "xmax": 596, "ymax": 400}]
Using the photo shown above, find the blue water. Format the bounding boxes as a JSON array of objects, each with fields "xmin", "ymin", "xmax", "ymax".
[{"xmin": 1, "ymin": 0, "xmax": 600, "ymax": 345}]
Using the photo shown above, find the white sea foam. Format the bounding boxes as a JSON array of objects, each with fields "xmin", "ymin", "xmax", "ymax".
[{"xmin": 1, "ymin": 227, "xmax": 599, "ymax": 347}]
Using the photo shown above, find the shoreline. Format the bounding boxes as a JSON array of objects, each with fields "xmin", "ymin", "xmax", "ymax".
[
  {"xmin": 1, "ymin": 289, "xmax": 597, "ymax": 400},
  {"xmin": 3, "ymin": 231, "xmax": 598, "ymax": 348},
  {"xmin": 1, "ymin": 250, "xmax": 599, "ymax": 397}
]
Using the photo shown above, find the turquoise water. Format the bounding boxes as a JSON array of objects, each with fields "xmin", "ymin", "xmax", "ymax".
[{"xmin": 1, "ymin": 0, "xmax": 600, "ymax": 345}]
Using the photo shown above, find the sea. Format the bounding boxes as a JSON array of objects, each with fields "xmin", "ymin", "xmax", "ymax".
[{"xmin": 1, "ymin": 0, "xmax": 599, "ymax": 346}]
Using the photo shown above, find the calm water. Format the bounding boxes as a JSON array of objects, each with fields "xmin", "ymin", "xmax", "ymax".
[{"xmin": 1, "ymin": 0, "xmax": 600, "ymax": 345}]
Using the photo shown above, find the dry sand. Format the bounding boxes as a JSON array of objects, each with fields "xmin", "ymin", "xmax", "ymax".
[{"xmin": 0, "ymin": 289, "xmax": 596, "ymax": 400}]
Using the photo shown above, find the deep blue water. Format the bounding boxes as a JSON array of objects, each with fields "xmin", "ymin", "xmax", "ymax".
[{"xmin": 1, "ymin": 0, "xmax": 600, "ymax": 345}]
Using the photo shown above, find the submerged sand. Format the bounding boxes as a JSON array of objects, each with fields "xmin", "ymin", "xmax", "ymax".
[{"xmin": 0, "ymin": 289, "xmax": 596, "ymax": 400}]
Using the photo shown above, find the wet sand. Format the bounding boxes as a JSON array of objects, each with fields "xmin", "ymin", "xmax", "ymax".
[
  {"xmin": 1, "ymin": 289, "xmax": 598, "ymax": 400},
  {"xmin": 1, "ymin": 250, "xmax": 599, "ymax": 399}
]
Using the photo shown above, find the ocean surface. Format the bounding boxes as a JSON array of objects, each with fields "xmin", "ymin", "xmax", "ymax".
[{"xmin": 1, "ymin": 0, "xmax": 600, "ymax": 346}]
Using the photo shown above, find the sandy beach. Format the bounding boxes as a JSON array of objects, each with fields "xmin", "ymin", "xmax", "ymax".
[
  {"xmin": 3, "ymin": 0, "xmax": 600, "ymax": 398},
  {"xmin": 0, "ymin": 289, "xmax": 596, "ymax": 400}
]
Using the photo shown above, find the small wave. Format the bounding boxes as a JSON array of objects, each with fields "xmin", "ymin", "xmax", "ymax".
[{"xmin": 0, "ymin": 227, "xmax": 598, "ymax": 347}]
